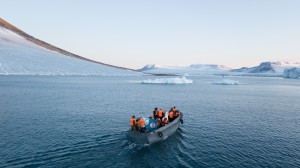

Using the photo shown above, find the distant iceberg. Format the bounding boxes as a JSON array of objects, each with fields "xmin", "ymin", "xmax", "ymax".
[
  {"xmin": 283, "ymin": 68, "xmax": 300, "ymax": 79},
  {"xmin": 141, "ymin": 76, "xmax": 193, "ymax": 84},
  {"xmin": 212, "ymin": 79, "xmax": 239, "ymax": 85}
]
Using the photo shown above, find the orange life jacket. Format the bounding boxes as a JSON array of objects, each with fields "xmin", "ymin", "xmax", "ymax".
[
  {"xmin": 130, "ymin": 118, "xmax": 136, "ymax": 126},
  {"xmin": 169, "ymin": 111, "xmax": 174, "ymax": 118},
  {"xmin": 175, "ymin": 111, "xmax": 180, "ymax": 116},
  {"xmin": 158, "ymin": 110, "xmax": 163, "ymax": 117},
  {"xmin": 139, "ymin": 118, "xmax": 145, "ymax": 127}
]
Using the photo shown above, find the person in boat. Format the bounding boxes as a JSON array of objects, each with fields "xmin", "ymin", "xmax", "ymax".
[
  {"xmin": 130, "ymin": 115, "xmax": 136, "ymax": 131},
  {"xmin": 158, "ymin": 109, "xmax": 164, "ymax": 120},
  {"xmin": 139, "ymin": 117, "xmax": 147, "ymax": 133},
  {"xmin": 153, "ymin": 107, "xmax": 158, "ymax": 119},
  {"xmin": 169, "ymin": 110, "xmax": 174, "ymax": 122},
  {"xmin": 135, "ymin": 118, "xmax": 140, "ymax": 131},
  {"xmin": 162, "ymin": 117, "xmax": 168, "ymax": 126},
  {"xmin": 174, "ymin": 110, "xmax": 180, "ymax": 118},
  {"xmin": 157, "ymin": 118, "xmax": 162, "ymax": 128}
]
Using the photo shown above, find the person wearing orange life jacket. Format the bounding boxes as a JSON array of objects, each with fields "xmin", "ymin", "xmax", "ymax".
[
  {"xmin": 158, "ymin": 109, "xmax": 164, "ymax": 120},
  {"xmin": 169, "ymin": 111, "xmax": 174, "ymax": 122},
  {"xmin": 130, "ymin": 115, "xmax": 136, "ymax": 131},
  {"xmin": 139, "ymin": 117, "xmax": 147, "ymax": 133}
]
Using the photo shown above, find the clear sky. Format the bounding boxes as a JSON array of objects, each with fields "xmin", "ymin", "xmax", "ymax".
[{"xmin": 1, "ymin": 0, "xmax": 300, "ymax": 69}]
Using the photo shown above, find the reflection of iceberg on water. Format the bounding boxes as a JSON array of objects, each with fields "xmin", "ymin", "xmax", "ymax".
[
  {"xmin": 141, "ymin": 76, "xmax": 193, "ymax": 84},
  {"xmin": 212, "ymin": 79, "xmax": 239, "ymax": 85}
]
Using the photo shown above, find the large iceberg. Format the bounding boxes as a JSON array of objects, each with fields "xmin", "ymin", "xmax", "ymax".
[{"xmin": 283, "ymin": 68, "xmax": 300, "ymax": 79}]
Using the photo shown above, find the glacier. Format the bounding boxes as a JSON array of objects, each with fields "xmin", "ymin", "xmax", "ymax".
[
  {"xmin": 231, "ymin": 62, "xmax": 300, "ymax": 77},
  {"xmin": 0, "ymin": 27, "xmax": 140, "ymax": 76},
  {"xmin": 139, "ymin": 62, "xmax": 300, "ymax": 77},
  {"xmin": 1, "ymin": 17, "xmax": 300, "ymax": 78},
  {"xmin": 138, "ymin": 64, "xmax": 231, "ymax": 75}
]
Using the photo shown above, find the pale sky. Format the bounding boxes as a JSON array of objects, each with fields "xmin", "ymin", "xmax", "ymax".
[{"xmin": 2, "ymin": 0, "xmax": 300, "ymax": 69}]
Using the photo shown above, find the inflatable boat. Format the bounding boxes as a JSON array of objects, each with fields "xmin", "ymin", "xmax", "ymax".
[{"xmin": 127, "ymin": 113, "xmax": 183, "ymax": 144}]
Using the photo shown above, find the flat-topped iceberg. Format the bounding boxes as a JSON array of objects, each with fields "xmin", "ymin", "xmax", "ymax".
[
  {"xmin": 141, "ymin": 76, "xmax": 193, "ymax": 84},
  {"xmin": 212, "ymin": 79, "xmax": 239, "ymax": 85}
]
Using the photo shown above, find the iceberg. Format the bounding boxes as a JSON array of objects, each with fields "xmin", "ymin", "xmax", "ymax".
[
  {"xmin": 212, "ymin": 79, "xmax": 239, "ymax": 85},
  {"xmin": 141, "ymin": 76, "xmax": 193, "ymax": 84},
  {"xmin": 283, "ymin": 68, "xmax": 300, "ymax": 79}
]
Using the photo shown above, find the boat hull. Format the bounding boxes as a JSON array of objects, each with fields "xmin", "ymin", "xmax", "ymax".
[{"xmin": 127, "ymin": 113, "xmax": 183, "ymax": 144}]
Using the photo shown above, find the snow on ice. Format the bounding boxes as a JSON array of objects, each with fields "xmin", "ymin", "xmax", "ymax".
[
  {"xmin": 212, "ymin": 79, "xmax": 239, "ymax": 85},
  {"xmin": 0, "ymin": 27, "xmax": 139, "ymax": 76},
  {"xmin": 141, "ymin": 76, "xmax": 193, "ymax": 84}
]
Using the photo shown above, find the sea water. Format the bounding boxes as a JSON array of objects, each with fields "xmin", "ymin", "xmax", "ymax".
[{"xmin": 0, "ymin": 75, "xmax": 299, "ymax": 167}]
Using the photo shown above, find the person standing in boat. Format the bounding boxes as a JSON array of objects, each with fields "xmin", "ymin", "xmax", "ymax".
[
  {"xmin": 130, "ymin": 115, "xmax": 136, "ymax": 131},
  {"xmin": 139, "ymin": 117, "xmax": 147, "ymax": 133}
]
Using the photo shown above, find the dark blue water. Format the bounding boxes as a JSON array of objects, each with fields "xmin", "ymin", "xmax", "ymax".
[{"xmin": 0, "ymin": 75, "xmax": 300, "ymax": 167}]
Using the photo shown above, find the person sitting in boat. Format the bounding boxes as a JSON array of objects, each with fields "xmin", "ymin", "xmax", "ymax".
[
  {"xmin": 157, "ymin": 118, "xmax": 162, "ymax": 128},
  {"xmin": 174, "ymin": 110, "xmax": 180, "ymax": 118},
  {"xmin": 169, "ymin": 110, "xmax": 174, "ymax": 122},
  {"xmin": 158, "ymin": 109, "xmax": 164, "ymax": 120},
  {"xmin": 130, "ymin": 115, "xmax": 136, "ymax": 131},
  {"xmin": 153, "ymin": 107, "xmax": 158, "ymax": 119},
  {"xmin": 162, "ymin": 117, "xmax": 168, "ymax": 126},
  {"xmin": 139, "ymin": 117, "xmax": 147, "ymax": 133}
]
